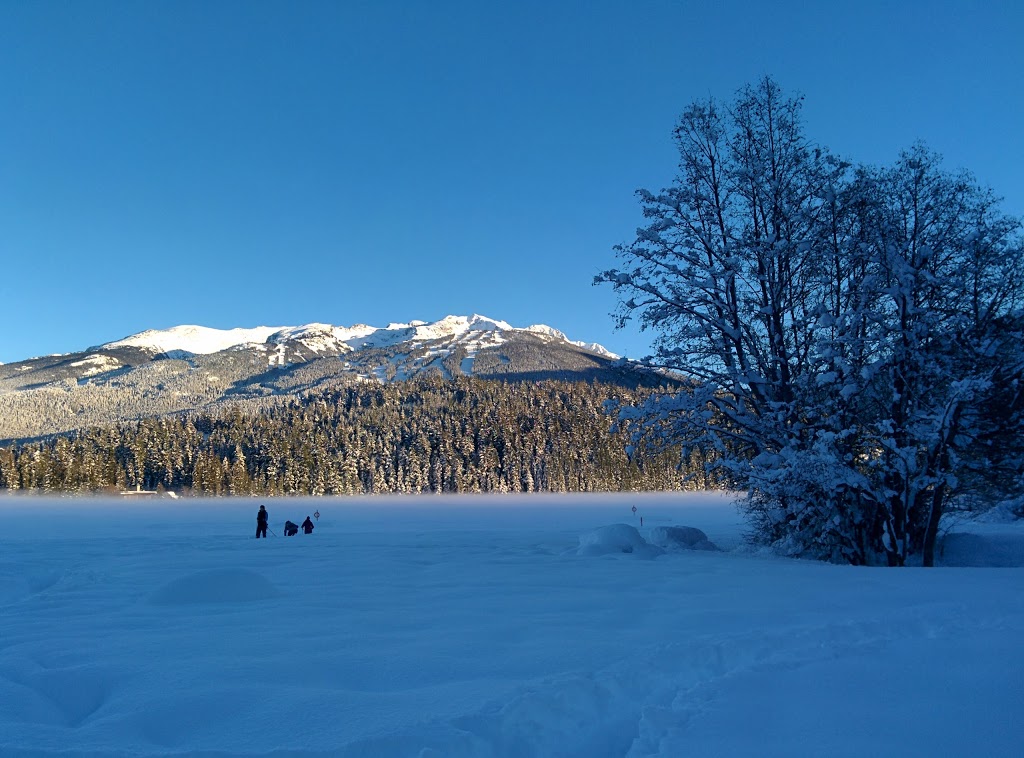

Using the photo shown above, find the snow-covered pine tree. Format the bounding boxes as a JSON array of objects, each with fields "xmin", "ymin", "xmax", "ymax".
[{"xmin": 599, "ymin": 77, "xmax": 1024, "ymax": 565}]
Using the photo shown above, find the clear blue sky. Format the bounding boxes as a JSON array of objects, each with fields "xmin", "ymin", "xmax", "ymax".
[{"xmin": 2, "ymin": 0, "xmax": 1022, "ymax": 364}]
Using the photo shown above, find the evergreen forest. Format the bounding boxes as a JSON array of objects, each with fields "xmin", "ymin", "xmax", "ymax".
[{"xmin": 0, "ymin": 377, "xmax": 705, "ymax": 496}]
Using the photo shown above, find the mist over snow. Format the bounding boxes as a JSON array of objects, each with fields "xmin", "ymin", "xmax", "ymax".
[{"xmin": 1, "ymin": 492, "xmax": 1022, "ymax": 757}]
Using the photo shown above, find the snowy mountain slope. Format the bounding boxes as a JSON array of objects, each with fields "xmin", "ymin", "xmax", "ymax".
[
  {"xmin": 92, "ymin": 314, "xmax": 624, "ymax": 377},
  {"xmin": 103, "ymin": 324, "xmax": 288, "ymax": 355},
  {"xmin": 0, "ymin": 315, "xmax": 668, "ymax": 442},
  {"xmin": 99, "ymin": 314, "xmax": 609, "ymax": 361},
  {"xmin": 524, "ymin": 324, "xmax": 618, "ymax": 358}
]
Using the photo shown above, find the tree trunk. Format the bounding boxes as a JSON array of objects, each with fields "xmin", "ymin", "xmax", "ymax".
[{"xmin": 921, "ymin": 486, "xmax": 945, "ymax": 567}]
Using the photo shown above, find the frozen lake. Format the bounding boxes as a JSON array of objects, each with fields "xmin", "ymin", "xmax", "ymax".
[{"xmin": 1, "ymin": 492, "xmax": 1022, "ymax": 757}]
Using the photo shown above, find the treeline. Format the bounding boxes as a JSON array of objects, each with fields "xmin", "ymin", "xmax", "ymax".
[{"xmin": 0, "ymin": 377, "xmax": 710, "ymax": 495}]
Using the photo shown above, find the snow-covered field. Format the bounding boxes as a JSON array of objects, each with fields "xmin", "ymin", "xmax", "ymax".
[{"xmin": 1, "ymin": 492, "xmax": 1022, "ymax": 757}]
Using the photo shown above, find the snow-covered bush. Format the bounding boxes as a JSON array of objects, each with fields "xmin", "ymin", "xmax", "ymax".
[
  {"xmin": 647, "ymin": 525, "xmax": 719, "ymax": 552},
  {"xmin": 974, "ymin": 497, "xmax": 1024, "ymax": 524},
  {"xmin": 576, "ymin": 524, "xmax": 665, "ymax": 559}
]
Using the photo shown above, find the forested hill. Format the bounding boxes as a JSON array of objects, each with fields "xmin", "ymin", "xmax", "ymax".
[
  {"xmin": 0, "ymin": 315, "xmax": 668, "ymax": 443},
  {"xmin": 0, "ymin": 377, "xmax": 708, "ymax": 496}
]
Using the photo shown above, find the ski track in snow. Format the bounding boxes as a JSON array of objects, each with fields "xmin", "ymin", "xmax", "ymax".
[{"xmin": 0, "ymin": 493, "xmax": 1022, "ymax": 757}]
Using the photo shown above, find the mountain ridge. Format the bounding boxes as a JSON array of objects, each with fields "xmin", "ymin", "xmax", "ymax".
[
  {"xmin": 94, "ymin": 314, "xmax": 619, "ymax": 360},
  {"xmin": 0, "ymin": 314, "xmax": 667, "ymax": 443}
]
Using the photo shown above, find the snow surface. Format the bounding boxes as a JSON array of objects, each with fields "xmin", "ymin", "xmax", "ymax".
[
  {"xmin": 68, "ymin": 355, "xmax": 122, "ymax": 376},
  {"xmin": 1, "ymin": 492, "xmax": 1021, "ymax": 757},
  {"xmin": 100, "ymin": 315, "xmax": 620, "ymax": 360}
]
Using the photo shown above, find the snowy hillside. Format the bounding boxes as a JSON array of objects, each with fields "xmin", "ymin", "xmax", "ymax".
[
  {"xmin": 0, "ymin": 492, "xmax": 1021, "ymax": 757},
  {"xmin": 0, "ymin": 314, "xmax": 660, "ymax": 441}
]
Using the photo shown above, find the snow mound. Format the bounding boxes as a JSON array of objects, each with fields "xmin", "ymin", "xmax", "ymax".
[
  {"xmin": 576, "ymin": 524, "xmax": 664, "ymax": 558},
  {"xmin": 648, "ymin": 525, "xmax": 720, "ymax": 552},
  {"xmin": 973, "ymin": 500, "xmax": 1024, "ymax": 523},
  {"xmin": 939, "ymin": 529, "xmax": 1024, "ymax": 567},
  {"xmin": 149, "ymin": 568, "xmax": 281, "ymax": 605}
]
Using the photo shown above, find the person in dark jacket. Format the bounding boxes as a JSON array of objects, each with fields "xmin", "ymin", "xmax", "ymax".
[
  {"xmin": 301, "ymin": 516, "xmax": 314, "ymax": 534},
  {"xmin": 284, "ymin": 520, "xmax": 299, "ymax": 537},
  {"xmin": 256, "ymin": 505, "xmax": 269, "ymax": 539}
]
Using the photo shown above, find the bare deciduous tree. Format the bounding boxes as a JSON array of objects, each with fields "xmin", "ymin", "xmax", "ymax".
[{"xmin": 599, "ymin": 77, "xmax": 1024, "ymax": 565}]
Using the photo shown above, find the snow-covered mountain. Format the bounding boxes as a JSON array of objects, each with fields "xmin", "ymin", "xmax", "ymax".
[
  {"xmin": 100, "ymin": 315, "xmax": 620, "ymax": 362},
  {"xmin": 102, "ymin": 324, "xmax": 289, "ymax": 355},
  {"xmin": 0, "ymin": 315, "xmax": 661, "ymax": 442}
]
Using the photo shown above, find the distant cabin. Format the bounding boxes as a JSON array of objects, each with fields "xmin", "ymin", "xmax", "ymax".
[
  {"xmin": 120, "ymin": 486, "xmax": 157, "ymax": 497},
  {"xmin": 119, "ymin": 485, "xmax": 177, "ymax": 498}
]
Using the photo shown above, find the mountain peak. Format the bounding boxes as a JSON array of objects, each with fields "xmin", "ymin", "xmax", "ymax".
[
  {"xmin": 103, "ymin": 324, "xmax": 285, "ymax": 355},
  {"xmin": 100, "ymin": 315, "xmax": 615, "ymax": 359}
]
